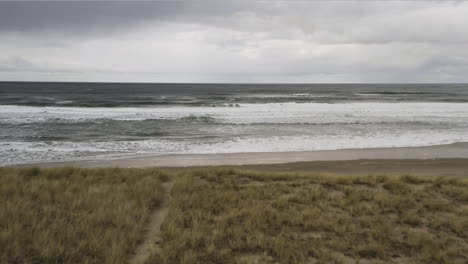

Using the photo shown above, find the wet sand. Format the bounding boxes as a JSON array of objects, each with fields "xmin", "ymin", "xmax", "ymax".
[
  {"xmin": 10, "ymin": 142, "xmax": 468, "ymax": 177},
  {"xmin": 223, "ymin": 158, "xmax": 468, "ymax": 177}
]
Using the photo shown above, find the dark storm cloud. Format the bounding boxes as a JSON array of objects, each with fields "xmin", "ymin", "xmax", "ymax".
[
  {"xmin": 0, "ymin": 1, "xmax": 257, "ymax": 34},
  {"xmin": 0, "ymin": 1, "xmax": 182, "ymax": 33}
]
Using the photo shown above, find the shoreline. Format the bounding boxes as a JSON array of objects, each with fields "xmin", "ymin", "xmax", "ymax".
[{"xmin": 9, "ymin": 142, "xmax": 468, "ymax": 169}]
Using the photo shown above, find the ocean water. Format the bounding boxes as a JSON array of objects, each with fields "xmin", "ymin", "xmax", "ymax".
[{"xmin": 1, "ymin": 82, "xmax": 468, "ymax": 166}]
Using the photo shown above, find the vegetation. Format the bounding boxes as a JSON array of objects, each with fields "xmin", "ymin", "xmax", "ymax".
[
  {"xmin": 1, "ymin": 167, "xmax": 467, "ymax": 264},
  {"xmin": 0, "ymin": 167, "xmax": 170, "ymax": 264},
  {"xmin": 150, "ymin": 169, "xmax": 468, "ymax": 264}
]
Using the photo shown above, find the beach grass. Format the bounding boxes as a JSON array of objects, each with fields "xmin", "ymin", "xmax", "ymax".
[
  {"xmin": 1, "ymin": 167, "xmax": 467, "ymax": 264},
  {"xmin": 150, "ymin": 169, "xmax": 468, "ymax": 264},
  {"xmin": 0, "ymin": 167, "xmax": 170, "ymax": 264}
]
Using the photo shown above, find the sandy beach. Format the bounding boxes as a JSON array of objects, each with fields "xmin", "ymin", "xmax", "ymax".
[{"xmin": 12, "ymin": 142, "xmax": 468, "ymax": 177}]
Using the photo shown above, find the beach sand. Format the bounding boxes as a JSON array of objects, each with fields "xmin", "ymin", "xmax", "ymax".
[{"xmin": 12, "ymin": 142, "xmax": 468, "ymax": 177}]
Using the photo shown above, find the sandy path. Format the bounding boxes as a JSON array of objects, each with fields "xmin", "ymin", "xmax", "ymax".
[{"xmin": 128, "ymin": 180, "xmax": 174, "ymax": 264}]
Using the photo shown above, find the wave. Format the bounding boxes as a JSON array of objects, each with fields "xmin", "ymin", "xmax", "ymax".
[
  {"xmin": 3, "ymin": 93, "xmax": 468, "ymax": 107},
  {"xmin": 3, "ymin": 130, "xmax": 468, "ymax": 166},
  {"xmin": 2, "ymin": 118, "xmax": 454, "ymax": 127},
  {"xmin": 356, "ymin": 91, "xmax": 459, "ymax": 95},
  {"xmin": 179, "ymin": 115, "xmax": 218, "ymax": 123},
  {"xmin": 2, "ymin": 102, "xmax": 468, "ymax": 125}
]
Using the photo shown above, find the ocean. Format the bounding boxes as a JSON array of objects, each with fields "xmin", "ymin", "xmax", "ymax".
[{"xmin": 1, "ymin": 82, "xmax": 468, "ymax": 166}]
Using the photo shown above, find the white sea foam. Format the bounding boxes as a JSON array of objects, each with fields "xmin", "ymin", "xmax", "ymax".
[
  {"xmin": 1, "ymin": 102, "xmax": 468, "ymax": 125},
  {"xmin": 2, "ymin": 128, "xmax": 468, "ymax": 166}
]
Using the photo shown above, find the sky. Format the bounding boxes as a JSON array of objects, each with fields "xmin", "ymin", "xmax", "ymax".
[{"xmin": 1, "ymin": 1, "xmax": 468, "ymax": 83}]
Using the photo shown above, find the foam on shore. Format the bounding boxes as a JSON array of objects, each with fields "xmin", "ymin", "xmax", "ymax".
[{"xmin": 15, "ymin": 142, "xmax": 468, "ymax": 168}]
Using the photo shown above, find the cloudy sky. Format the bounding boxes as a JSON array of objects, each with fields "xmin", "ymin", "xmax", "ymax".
[{"xmin": 1, "ymin": 1, "xmax": 467, "ymax": 83}]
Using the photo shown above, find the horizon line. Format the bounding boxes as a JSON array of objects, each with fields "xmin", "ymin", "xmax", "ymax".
[{"xmin": 1, "ymin": 81, "xmax": 468, "ymax": 85}]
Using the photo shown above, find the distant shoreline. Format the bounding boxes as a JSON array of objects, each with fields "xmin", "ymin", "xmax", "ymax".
[{"xmin": 9, "ymin": 142, "xmax": 468, "ymax": 169}]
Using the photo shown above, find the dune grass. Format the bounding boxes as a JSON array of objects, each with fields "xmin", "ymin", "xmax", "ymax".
[
  {"xmin": 149, "ymin": 169, "xmax": 468, "ymax": 264},
  {"xmin": 1, "ymin": 167, "xmax": 467, "ymax": 264},
  {"xmin": 0, "ymin": 167, "xmax": 170, "ymax": 264}
]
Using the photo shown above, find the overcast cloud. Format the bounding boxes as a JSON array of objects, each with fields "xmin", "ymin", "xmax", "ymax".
[{"xmin": 1, "ymin": 1, "xmax": 467, "ymax": 83}]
